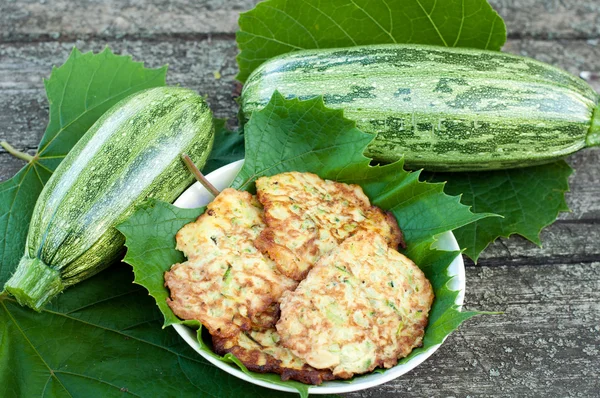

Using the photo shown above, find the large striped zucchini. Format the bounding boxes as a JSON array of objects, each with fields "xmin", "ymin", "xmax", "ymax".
[
  {"xmin": 5, "ymin": 87, "xmax": 214, "ymax": 310},
  {"xmin": 241, "ymin": 44, "xmax": 600, "ymax": 171}
]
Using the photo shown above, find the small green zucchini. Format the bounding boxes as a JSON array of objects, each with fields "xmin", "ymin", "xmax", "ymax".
[
  {"xmin": 5, "ymin": 87, "xmax": 214, "ymax": 310},
  {"xmin": 241, "ymin": 44, "xmax": 600, "ymax": 171}
]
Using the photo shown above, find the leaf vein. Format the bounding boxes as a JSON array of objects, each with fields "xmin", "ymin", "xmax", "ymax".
[
  {"xmin": 300, "ymin": 0, "xmax": 357, "ymax": 46},
  {"xmin": 1, "ymin": 300, "xmax": 74, "ymax": 397},
  {"xmin": 1, "ymin": 165, "xmax": 34, "ymax": 268},
  {"xmin": 414, "ymin": 0, "xmax": 449, "ymax": 46},
  {"xmin": 62, "ymin": 288, "xmax": 142, "ymax": 315},
  {"xmin": 53, "ymin": 370, "xmax": 142, "ymax": 397},
  {"xmin": 349, "ymin": 0, "xmax": 397, "ymax": 43},
  {"xmin": 37, "ymin": 305, "xmax": 206, "ymax": 364},
  {"xmin": 239, "ymin": 138, "xmax": 370, "ymax": 190},
  {"xmin": 452, "ymin": 0, "xmax": 466, "ymax": 46},
  {"xmin": 177, "ymin": 356, "xmax": 220, "ymax": 398},
  {"xmin": 485, "ymin": 17, "xmax": 497, "ymax": 49},
  {"xmin": 239, "ymin": 31, "xmax": 304, "ymax": 50},
  {"xmin": 262, "ymin": 5, "xmax": 320, "ymax": 48}
]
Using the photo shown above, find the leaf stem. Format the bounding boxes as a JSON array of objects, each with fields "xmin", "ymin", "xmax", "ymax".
[
  {"xmin": 181, "ymin": 153, "xmax": 221, "ymax": 197},
  {"xmin": 1, "ymin": 141, "xmax": 35, "ymax": 162}
]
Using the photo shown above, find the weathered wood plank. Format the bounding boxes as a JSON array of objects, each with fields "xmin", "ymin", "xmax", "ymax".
[
  {"xmin": 562, "ymin": 148, "xmax": 600, "ymax": 221},
  {"xmin": 489, "ymin": 0, "xmax": 600, "ymax": 39},
  {"xmin": 1, "ymin": 0, "xmax": 599, "ymax": 42},
  {"xmin": 475, "ymin": 220, "xmax": 600, "ymax": 266},
  {"xmin": 0, "ymin": 153, "xmax": 29, "ymax": 181},
  {"xmin": 0, "ymin": 0, "xmax": 258, "ymax": 41},
  {"xmin": 346, "ymin": 262, "xmax": 600, "ymax": 397},
  {"xmin": 0, "ymin": 37, "xmax": 598, "ymax": 152}
]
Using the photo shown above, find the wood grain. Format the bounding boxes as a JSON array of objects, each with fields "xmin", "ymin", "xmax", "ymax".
[
  {"xmin": 0, "ymin": 0, "xmax": 258, "ymax": 41},
  {"xmin": 2, "ymin": 0, "xmax": 599, "ymax": 41},
  {"xmin": 490, "ymin": 0, "xmax": 600, "ymax": 39}
]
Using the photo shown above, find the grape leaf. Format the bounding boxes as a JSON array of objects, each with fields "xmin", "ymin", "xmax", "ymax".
[
  {"xmin": 0, "ymin": 47, "xmax": 167, "ymax": 285},
  {"xmin": 427, "ymin": 161, "xmax": 573, "ymax": 262},
  {"xmin": 0, "ymin": 265, "xmax": 298, "ymax": 398},
  {"xmin": 203, "ymin": 119, "xmax": 245, "ymax": 174},
  {"xmin": 236, "ymin": 0, "xmax": 507, "ymax": 82},
  {"xmin": 0, "ymin": 166, "xmax": 51, "ymax": 285},
  {"xmin": 119, "ymin": 200, "xmax": 201, "ymax": 328},
  {"xmin": 119, "ymin": 93, "xmax": 495, "ymax": 395}
]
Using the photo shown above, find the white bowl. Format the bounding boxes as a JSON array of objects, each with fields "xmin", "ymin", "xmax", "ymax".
[{"xmin": 172, "ymin": 160, "xmax": 465, "ymax": 395}]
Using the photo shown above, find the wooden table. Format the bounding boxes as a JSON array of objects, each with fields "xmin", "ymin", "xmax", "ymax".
[{"xmin": 1, "ymin": 1, "xmax": 599, "ymax": 396}]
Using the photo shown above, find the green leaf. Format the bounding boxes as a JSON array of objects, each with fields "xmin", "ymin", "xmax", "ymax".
[
  {"xmin": 0, "ymin": 264, "xmax": 298, "ymax": 397},
  {"xmin": 120, "ymin": 93, "xmax": 492, "ymax": 393},
  {"xmin": 236, "ymin": 0, "xmax": 507, "ymax": 82},
  {"xmin": 203, "ymin": 119, "xmax": 245, "ymax": 174},
  {"xmin": 119, "ymin": 200, "xmax": 202, "ymax": 328},
  {"xmin": 0, "ymin": 47, "xmax": 301, "ymax": 398},
  {"xmin": 231, "ymin": 92, "xmax": 374, "ymax": 190},
  {"xmin": 427, "ymin": 161, "xmax": 573, "ymax": 262},
  {"xmin": 0, "ymin": 166, "xmax": 51, "ymax": 285},
  {"xmin": 0, "ymin": 47, "xmax": 167, "ymax": 285}
]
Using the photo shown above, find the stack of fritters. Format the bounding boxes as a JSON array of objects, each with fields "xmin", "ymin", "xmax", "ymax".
[
  {"xmin": 165, "ymin": 173, "xmax": 433, "ymax": 384},
  {"xmin": 165, "ymin": 188, "xmax": 334, "ymax": 383}
]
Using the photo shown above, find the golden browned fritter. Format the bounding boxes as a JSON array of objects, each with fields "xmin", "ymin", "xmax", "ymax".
[
  {"xmin": 276, "ymin": 230, "xmax": 434, "ymax": 379},
  {"xmin": 255, "ymin": 172, "xmax": 404, "ymax": 281},
  {"xmin": 212, "ymin": 328, "xmax": 335, "ymax": 385},
  {"xmin": 165, "ymin": 188, "xmax": 297, "ymax": 338},
  {"xmin": 166, "ymin": 174, "xmax": 428, "ymax": 384}
]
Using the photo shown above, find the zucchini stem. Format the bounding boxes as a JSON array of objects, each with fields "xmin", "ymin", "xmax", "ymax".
[
  {"xmin": 1, "ymin": 141, "xmax": 35, "ymax": 162},
  {"xmin": 4, "ymin": 256, "xmax": 64, "ymax": 311},
  {"xmin": 587, "ymin": 105, "xmax": 600, "ymax": 147}
]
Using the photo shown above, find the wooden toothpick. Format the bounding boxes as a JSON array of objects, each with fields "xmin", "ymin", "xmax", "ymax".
[{"xmin": 181, "ymin": 153, "xmax": 221, "ymax": 197}]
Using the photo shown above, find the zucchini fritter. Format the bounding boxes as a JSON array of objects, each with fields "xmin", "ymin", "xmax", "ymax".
[
  {"xmin": 276, "ymin": 230, "xmax": 434, "ymax": 379},
  {"xmin": 255, "ymin": 172, "xmax": 404, "ymax": 281},
  {"xmin": 165, "ymin": 188, "xmax": 297, "ymax": 338},
  {"xmin": 212, "ymin": 328, "xmax": 335, "ymax": 385}
]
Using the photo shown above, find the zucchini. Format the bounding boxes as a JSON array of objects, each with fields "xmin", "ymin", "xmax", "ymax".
[
  {"xmin": 5, "ymin": 87, "xmax": 214, "ymax": 310},
  {"xmin": 241, "ymin": 44, "xmax": 600, "ymax": 171}
]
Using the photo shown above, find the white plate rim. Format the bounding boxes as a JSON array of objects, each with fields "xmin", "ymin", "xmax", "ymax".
[{"xmin": 171, "ymin": 159, "xmax": 465, "ymax": 394}]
